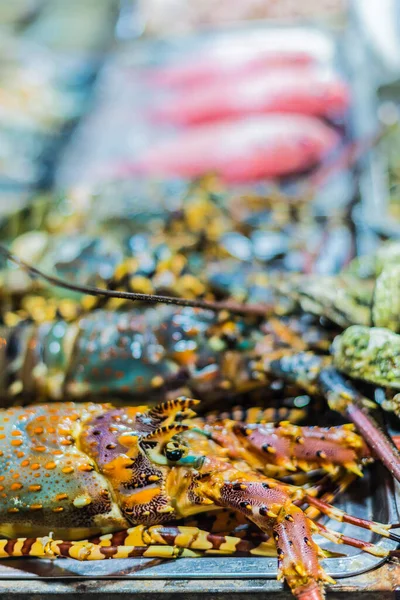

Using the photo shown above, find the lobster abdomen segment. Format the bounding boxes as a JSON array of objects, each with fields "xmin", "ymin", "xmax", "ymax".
[{"xmin": 0, "ymin": 307, "xmax": 261, "ymax": 402}]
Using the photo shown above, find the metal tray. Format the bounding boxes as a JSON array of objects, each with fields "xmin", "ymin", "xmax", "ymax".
[{"xmin": 0, "ymin": 462, "xmax": 396, "ymax": 581}]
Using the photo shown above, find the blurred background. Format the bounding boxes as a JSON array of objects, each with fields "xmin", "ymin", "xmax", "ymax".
[{"xmin": 1, "ymin": 0, "xmax": 400, "ymax": 302}]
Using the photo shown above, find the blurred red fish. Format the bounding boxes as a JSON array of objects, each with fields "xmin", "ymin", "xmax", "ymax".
[
  {"xmin": 152, "ymin": 68, "xmax": 349, "ymax": 125},
  {"xmin": 132, "ymin": 115, "xmax": 340, "ymax": 182},
  {"xmin": 149, "ymin": 50, "xmax": 314, "ymax": 88}
]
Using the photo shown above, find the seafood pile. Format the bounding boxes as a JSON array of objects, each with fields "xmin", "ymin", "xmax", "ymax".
[
  {"xmin": 0, "ymin": 174, "xmax": 356, "ymax": 322},
  {"xmin": 57, "ymin": 27, "xmax": 351, "ymax": 190},
  {"xmin": 0, "ymin": 17, "xmax": 399, "ymax": 600},
  {"xmin": 1, "ymin": 186, "xmax": 400, "ymax": 599}
]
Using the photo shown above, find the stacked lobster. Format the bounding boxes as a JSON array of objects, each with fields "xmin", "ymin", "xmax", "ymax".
[{"xmin": 0, "ymin": 176, "xmax": 400, "ymax": 600}]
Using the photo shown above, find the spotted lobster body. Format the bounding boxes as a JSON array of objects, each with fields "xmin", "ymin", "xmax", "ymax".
[
  {"xmin": 0, "ymin": 397, "xmax": 396, "ymax": 600},
  {"xmin": 0, "ymin": 401, "xmax": 356, "ymax": 539},
  {"xmin": 0, "ymin": 398, "xmax": 368, "ymax": 541},
  {"xmin": 0, "ymin": 400, "xmax": 216, "ymax": 540}
]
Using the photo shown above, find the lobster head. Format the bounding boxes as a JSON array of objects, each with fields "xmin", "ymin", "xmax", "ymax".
[{"xmin": 80, "ymin": 397, "xmax": 209, "ymax": 525}]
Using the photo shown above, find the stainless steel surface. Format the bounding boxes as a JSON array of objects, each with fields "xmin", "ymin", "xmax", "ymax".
[{"xmin": 0, "ymin": 568, "xmax": 398, "ymax": 600}]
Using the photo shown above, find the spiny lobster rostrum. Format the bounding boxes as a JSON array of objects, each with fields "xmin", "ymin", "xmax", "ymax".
[{"xmin": 0, "ymin": 397, "xmax": 398, "ymax": 600}]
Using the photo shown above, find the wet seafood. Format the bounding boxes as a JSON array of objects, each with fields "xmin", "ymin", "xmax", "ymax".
[
  {"xmin": 152, "ymin": 67, "xmax": 349, "ymax": 126},
  {"xmin": 132, "ymin": 115, "xmax": 341, "ymax": 182},
  {"xmin": 148, "ymin": 50, "xmax": 315, "ymax": 88},
  {"xmin": 0, "ymin": 175, "xmax": 355, "ymax": 321},
  {"xmin": 0, "ymin": 397, "xmax": 395, "ymax": 600}
]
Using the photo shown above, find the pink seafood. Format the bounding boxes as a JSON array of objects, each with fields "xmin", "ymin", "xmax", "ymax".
[
  {"xmin": 149, "ymin": 51, "xmax": 315, "ymax": 88},
  {"xmin": 151, "ymin": 68, "xmax": 350, "ymax": 125},
  {"xmin": 132, "ymin": 115, "xmax": 340, "ymax": 182}
]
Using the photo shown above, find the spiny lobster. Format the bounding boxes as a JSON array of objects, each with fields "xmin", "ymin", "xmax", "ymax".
[
  {"xmin": 1, "ymin": 233, "xmax": 400, "ymax": 477},
  {"xmin": 0, "ymin": 174, "xmax": 350, "ymax": 323},
  {"xmin": 0, "ymin": 304, "xmax": 333, "ymax": 401},
  {"xmin": 0, "ymin": 288, "xmax": 399, "ymax": 485},
  {"xmin": 0, "ymin": 396, "xmax": 397, "ymax": 600}
]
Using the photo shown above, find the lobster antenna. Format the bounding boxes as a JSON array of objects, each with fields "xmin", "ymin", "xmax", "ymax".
[{"xmin": 0, "ymin": 244, "xmax": 269, "ymax": 317}]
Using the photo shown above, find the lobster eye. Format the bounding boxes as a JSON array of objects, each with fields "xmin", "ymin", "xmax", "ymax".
[
  {"xmin": 165, "ymin": 447, "xmax": 185, "ymax": 462},
  {"xmin": 164, "ymin": 440, "xmax": 188, "ymax": 462}
]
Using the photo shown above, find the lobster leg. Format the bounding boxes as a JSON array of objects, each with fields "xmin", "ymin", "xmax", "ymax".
[
  {"xmin": 314, "ymin": 523, "xmax": 389, "ymax": 558},
  {"xmin": 3, "ymin": 526, "xmax": 387, "ymax": 562},
  {"xmin": 304, "ymin": 496, "xmax": 400, "ymax": 543},
  {"xmin": 0, "ymin": 536, "xmax": 202, "ymax": 560},
  {"xmin": 0, "ymin": 525, "xmax": 275, "ymax": 560},
  {"xmin": 304, "ymin": 472, "xmax": 357, "ymax": 520},
  {"xmin": 89, "ymin": 525, "xmax": 277, "ymax": 557},
  {"xmin": 195, "ymin": 474, "xmax": 333, "ymax": 599},
  {"xmin": 89, "ymin": 524, "xmax": 261, "ymax": 554},
  {"xmin": 266, "ymin": 352, "xmax": 400, "ymax": 484}
]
